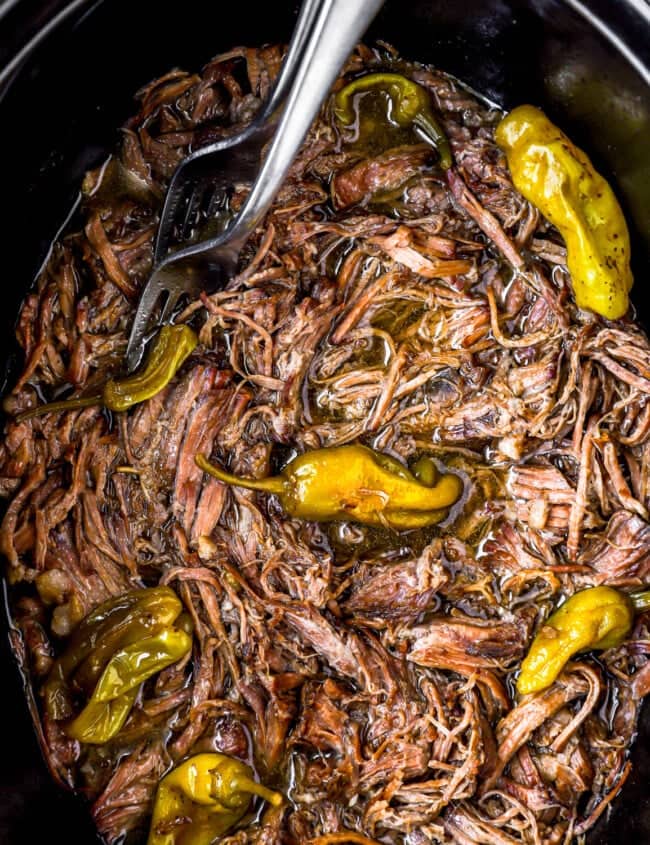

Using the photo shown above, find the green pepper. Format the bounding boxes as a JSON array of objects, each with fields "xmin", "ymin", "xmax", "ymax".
[
  {"xmin": 517, "ymin": 586, "xmax": 650, "ymax": 695},
  {"xmin": 103, "ymin": 324, "xmax": 197, "ymax": 411},
  {"xmin": 18, "ymin": 324, "xmax": 197, "ymax": 421},
  {"xmin": 195, "ymin": 445, "xmax": 462, "ymax": 530},
  {"xmin": 91, "ymin": 627, "xmax": 192, "ymax": 701},
  {"xmin": 410, "ymin": 455, "xmax": 439, "ymax": 487},
  {"xmin": 333, "ymin": 72, "xmax": 451, "ymax": 168},
  {"xmin": 44, "ymin": 586, "xmax": 183, "ymax": 718},
  {"xmin": 65, "ymin": 687, "xmax": 139, "ymax": 745},
  {"xmin": 72, "ymin": 589, "xmax": 187, "ymax": 695},
  {"xmin": 43, "ymin": 586, "xmax": 193, "ymax": 744},
  {"xmin": 67, "ymin": 628, "xmax": 192, "ymax": 744},
  {"xmin": 495, "ymin": 105, "xmax": 633, "ymax": 320},
  {"xmin": 147, "ymin": 753, "xmax": 283, "ymax": 845}
]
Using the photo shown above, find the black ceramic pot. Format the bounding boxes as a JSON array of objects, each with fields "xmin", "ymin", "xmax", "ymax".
[{"xmin": 0, "ymin": 1, "xmax": 649, "ymax": 842}]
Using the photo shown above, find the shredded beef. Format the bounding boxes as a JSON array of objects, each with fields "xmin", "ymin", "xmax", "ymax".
[{"xmin": 2, "ymin": 41, "xmax": 650, "ymax": 845}]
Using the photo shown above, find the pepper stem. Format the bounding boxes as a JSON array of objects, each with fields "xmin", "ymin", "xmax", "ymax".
[
  {"xmin": 195, "ymin": 453, "xmax": 285, "ymax": 495},
  {"xmin": 414, "ymin": 114, "xmax": 452, "ymax": 169},
  {"xmin": 17, "ymin": 395, "xmax": 102, "ymax": 422},
  {"xmin": 630, "ymin": 590, "xmax": 650, "ymax": 612},
  {"xmin": 231, "ymin": 774, "xmax": 283, "ymax": 807}
]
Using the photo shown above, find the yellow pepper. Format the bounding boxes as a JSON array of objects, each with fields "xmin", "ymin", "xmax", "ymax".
[
  {"xmin": 516, "ymin": 586, "xmax": 650, "ymax": 695},
  {"xmin": 195, "ymin": 445, "xmax": 462, "ymax": 530},
  {"xmin": 67, "ymin": 627, "xmax": 191, "ymax": 744},
  {"xmin": 103, "ymin": 324, "xmax": 197, "ymax": 411},
  {"xmin": 44, "ymin": 586, "xmax": 183, "ymax": 718},
  {"xmin": 91, "ymin": 628, "xmax": 192, "ymax": 701},
  {"xmin": 147, "ymin": 753, "xmax": 283, "ymax": 845},
  {"xmin": 18, "ymin": 324, "xmax": 198, "ymax": 421},
  {"xmin": 495, "ymin": 105, "xmax": 633, "ymax": 320},
  {"xmin": 65, "ymin": 687, "xmax": 140, "ymax": 745},
  {"xmin": 43, "ymin": 586, "xmax": 193, "ymax": 744},
  {"xmin": 333, "ymin": 72, "xmax": 451, "ymax": 168}
]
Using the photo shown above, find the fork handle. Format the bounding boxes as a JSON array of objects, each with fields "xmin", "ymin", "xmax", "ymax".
[
  {"xmin": 257, "ymin": 0, "xmax": 326, "ymax": 126},
  {"xmin": 226, "ymin": 0, "xmax": 385, "ymax": 243}
]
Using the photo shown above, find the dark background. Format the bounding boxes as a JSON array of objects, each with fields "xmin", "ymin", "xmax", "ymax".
[{"xmin": 0, "ymin": 0, "xmax": 649, "ymax": 842}]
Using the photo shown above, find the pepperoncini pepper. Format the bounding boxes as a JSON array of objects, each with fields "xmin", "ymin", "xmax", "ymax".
[
  {"xmin": 103, "ymin": 324, "xmax": 197, "ymax": 411},
  {"xmin": 333, "ymin": 72, "xmax": 451, "ymax": 168},
  {"xmin": 195, "ymin": 445, "xmax": 462, "ymax": 530},
  {"xmin": 517, "ymin": 586, "xmax": 650, "ymax": 695},
  {"xmin": 147, "ymin": 753, "xmax": 283, "ymax": 845},
  {"xmin": 17, "ymin": 324, "xmax": 197, "ymax": 421},
  {"xmin": 66, "ymin": 686, "xmax": 140, "ymax": 745},
  {"xmin": 495, "ymin": 105, "xmax": 633, "ymax": 319},
  {"xmin": 44, "ymin": 586, "xmax": 193, "ymax": 744},
  {"xmin": 67, "ymin": 627, "xmax": 191, "ymax": 743},
  {"xmin": 44, "ymin": 586, "xmax": 182, "ymax": 717}
]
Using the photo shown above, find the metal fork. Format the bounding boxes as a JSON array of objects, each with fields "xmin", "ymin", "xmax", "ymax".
[
  {"xmin": 125, "ymin": 0, "xmax": 385, "ymax": 371},
  {"xmin": 151, "ymin": 0, "xmax": 324, "ymax": 270}
]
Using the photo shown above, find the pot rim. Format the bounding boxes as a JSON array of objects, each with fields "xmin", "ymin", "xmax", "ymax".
[
  {"xmin": 1, "ymin": 0, "xmax": 649, "ymax": 101},
  {"xmin": 563, "ymin": 0, "xmax": 650, "ymax": 84}
]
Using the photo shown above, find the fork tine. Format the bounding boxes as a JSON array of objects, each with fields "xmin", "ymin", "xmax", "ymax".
[
  {"xmin": 125, "ymin": 274, "xmax": 168, "ymax": 372},
  {"xmin": 206, "ymin": 185, "xmax": 226, "ymax": 218},
  {"xmin": 159, "ymin": 288, "xmax": 182, "ymax": 324},
  {"xmin": 180, "ymin": 182, "xmax": 205, "ymax": 241},
  {"xmin": 154, "ymin": 170, "xmax": 191, "ymax": 264}
]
